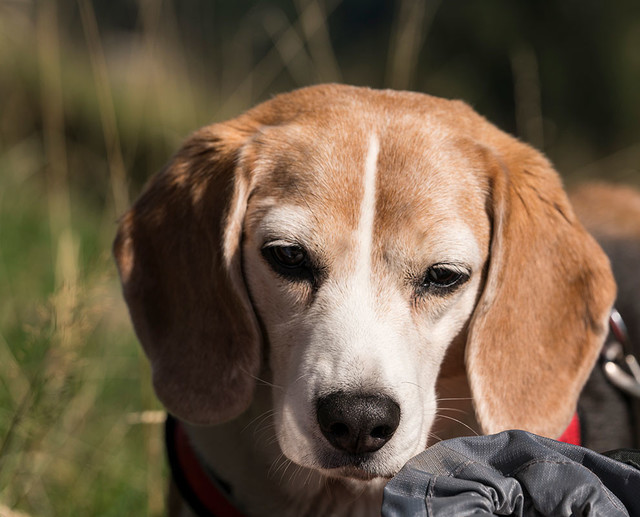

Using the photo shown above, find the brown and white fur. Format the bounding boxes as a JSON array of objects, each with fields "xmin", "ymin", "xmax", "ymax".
[{"xmin": 113, "ymin": 84, "xmax": 625, "ymax": 516}]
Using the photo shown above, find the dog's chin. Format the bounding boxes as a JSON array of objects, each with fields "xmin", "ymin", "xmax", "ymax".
[
  {"xmin": 327, "ymin": 465, "xmax": 388, "ymax": 482},
  {"xmin": 313, "ymin": 451, "xmax": 399, "ymax": 481},
  {"xmin": 280, "ymin": 441, "xmax": 400, "ymax": 482}
]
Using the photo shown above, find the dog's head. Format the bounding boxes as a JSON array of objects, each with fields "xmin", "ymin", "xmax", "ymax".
[{"xmin": 114, "ymin": 85, "xmax": 615, "ymax": 480}]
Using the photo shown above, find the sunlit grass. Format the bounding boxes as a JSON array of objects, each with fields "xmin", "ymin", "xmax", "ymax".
[
  {"xmin": 0, "ymin": 2, "xmax": 174, "ymax": 514},
  {"xmin": 0, "ymin": 147, "xmax": 166, "ymax": 515},
  {"xmin": 1, "ymin": 0, "xmax": 347, "ymax": 513}
]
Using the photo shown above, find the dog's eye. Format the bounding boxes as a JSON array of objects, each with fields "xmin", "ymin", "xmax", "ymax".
[
  {"xmin": 262, "ymin": 244, "xmax": 314, "ymax": 282},
  {"xmin": 419, "ymin": 265, "xmax": 469, "ymax": 294},
  {"xmin": 270, "ymin": 245, "xmax": 306, "ymax": 269},
  {"xmin": 426, "ymin": 266, "xmax": 462, "ymax": 287}
]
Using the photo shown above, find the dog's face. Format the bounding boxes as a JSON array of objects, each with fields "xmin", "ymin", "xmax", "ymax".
[
  {"xmin": 114, "ymin": 85, "xmax": 615, "ymax": 482},
  {"xmin": 241, "ymin": 120, "xmax": 490, "ymax": 477}
]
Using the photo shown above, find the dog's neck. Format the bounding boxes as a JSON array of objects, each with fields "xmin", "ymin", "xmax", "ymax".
[
  {"xmin": 182, "ymin": 384, "xmax": 478, "ymax": 517},
  {"xmin": 183, "ymin": 383, "xmax": 388, "ymax": 517},
  {"xmin": 182, "ymin": 363, "xmax": 479, "ymax": 517}
]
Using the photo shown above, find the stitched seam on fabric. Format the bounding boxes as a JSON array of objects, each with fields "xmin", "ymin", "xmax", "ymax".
[
  {"xmin": 449, "ymin": 458, "xmax": 477, "ymax": 478},
  {"xmin": 425, "ymin": 477, "xmax": 435, "ymax": 517},
  {"xmin": 507, "ymin": 459, "xmax": 626, "ymax": 513}
]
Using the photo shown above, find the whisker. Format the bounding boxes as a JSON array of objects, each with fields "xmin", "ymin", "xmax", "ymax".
[
  {"xmin": 255, "ymin": 430, "xmax": 278, "ymax": 449},
  {"xmin": 253, "ymin": 419, "xmax": 277, "ymax": 433},
  {"xmin": 324, "ymin": 475, "xmax": 333, "ymax": 500},
  {"xmin": 435, "ymin": 413, "xmax": 479, "ymax": 436},
  {"xmin": 263, "ymin": 434, "xmax": 281, "ymax": 447},
  {"xmin": 267, "ymin": 455, "xmax": 280, "ymax": 479},
  {"xmin": 253, "ymin": 423, "xmax": 277, "ymax": 442},
  {"xmin": 293, "ymin": 372, "xmax": 310, "ymax": 385},
  {"xmin": 287, "ymin": 463, "xmax": 304, "ymax": 486},
  {"xmin": 238, "ymin": 367, "xmax": 284, "ymax": 390},
  {"xmin": 253, "ymin": 421, "xmax": 279, "ymax": 446},
  {"xmin": 427, "ymin": 431, "xmax": 443, "ymax": 444},
  {"xmin": 241, "ymin": 409, "xmax": 276, "ymax": 434},
  {"xmin": 436, "ymin": 406, "xmax": 470, "ymax": 415},
  {"xmin": 400, "ymin": 381, "xmax": 425, "ymax": 391},
  {"xmin": 268, "ymin": 453, "xmax": 287, "ymax": 479},
  {"xmin": 436, "ymin": 397, "xmax": 473, "ymax": 402},
  {"xmin": 304, "ymin": 468, "xmax": 314, "ymax": 488},
  {"xmin": 275, "ymin": 456, "xmax": 294, "ymax": 481}
]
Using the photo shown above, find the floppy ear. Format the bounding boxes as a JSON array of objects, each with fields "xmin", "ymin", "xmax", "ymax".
[
  {"xmin": 466, "ymin": 142, "xmax": 616, "ymax": 438},
  {"xmin": 113, "ymin": 123, "xmax": 261, "ymax": 425}
]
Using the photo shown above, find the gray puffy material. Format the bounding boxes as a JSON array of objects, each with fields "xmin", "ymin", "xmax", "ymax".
[{"xmin": 382, "ymin": 430, "xmax": 640, "ymax": 516}]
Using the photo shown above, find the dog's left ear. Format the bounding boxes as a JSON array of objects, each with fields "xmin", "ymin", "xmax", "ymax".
[{"xmin": 466, "ymin": 136, "xmax": 616, "ymax": 438}]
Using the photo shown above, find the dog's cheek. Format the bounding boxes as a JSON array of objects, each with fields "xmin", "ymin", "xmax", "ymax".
[
  {"xmin": 246, "ymin": 293, "xmax": 317, "ymax": 465},
  {"xmin": 242, "ymin": 246, "xmax": 306, "ymax": 366},
  {"xmin": 409, "ymin": 278, "xmax": 484, "ymax": 440}
]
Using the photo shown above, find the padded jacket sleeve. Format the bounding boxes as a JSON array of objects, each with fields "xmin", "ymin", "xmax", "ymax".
[{"xmin": 382, "ymin": 430, "xmax": 640, "ymax": 517}]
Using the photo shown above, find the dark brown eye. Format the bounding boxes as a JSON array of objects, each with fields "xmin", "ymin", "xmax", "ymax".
[
  {"xmin": 262, "ymin": 244, "xmax": 315, "ymax": 283},
  {"xmin": 419, "ymin": 265, "xmax": 469, "ymax": 294},
  {"xmin": 271, "ymin": 245, "xmax": 306, "ymax": 269},
  {"xmin": 426, "ymin": 267, "xmax": 463, "ymax": 287}
]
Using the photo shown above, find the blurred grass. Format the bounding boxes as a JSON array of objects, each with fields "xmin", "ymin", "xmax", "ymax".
[
  {"xmin": 0, "ymin": 1, "xmax": 354, "ymax": 513},
  {"xmin": 0, "ymin": 0, "xmax": 638, "ymax": 515},
  {"xmin": 0, "ymin": 1, "xmax": 183, "ymax": 515},
  {"xmin": 0, "ymin": 143, "xmax": 163, "ymax": 515}
]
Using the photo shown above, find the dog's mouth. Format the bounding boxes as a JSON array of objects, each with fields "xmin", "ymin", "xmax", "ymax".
[{"xmin": 316, "ymin": 452, "xmax": 397, "ymax": 481}]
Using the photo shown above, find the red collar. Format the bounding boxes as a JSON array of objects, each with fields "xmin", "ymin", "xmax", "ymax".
[
  {"xmin": 166, "ymin": 415, "xmax": 246, "ymax": 517},
  {"xmin": 558, "ymin": 412, "xmax": 581, "ymax": 446},
  {"xmin": 166, "ymin": 412, "xmax": 581, "ymax": 517}
]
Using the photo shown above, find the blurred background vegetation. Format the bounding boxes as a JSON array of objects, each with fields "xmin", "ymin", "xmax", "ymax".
[{"xmin": 1, "ymin": 0, "xmax": 639, "ymax": 515}]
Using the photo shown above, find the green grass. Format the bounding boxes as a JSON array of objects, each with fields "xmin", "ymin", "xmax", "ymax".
[
  {"xmin": 0, "ymin": 0, "xmax": 284, "ymax": 512},
  {"xmin": 0, "ymin": 3, "xmax": 171, "ymax": 513},
  {"xmin": 0, "ymin": 158, "xmax": 165, "ymax": 516}
]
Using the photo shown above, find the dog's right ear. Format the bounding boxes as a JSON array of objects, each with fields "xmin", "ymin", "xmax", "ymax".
[{"xmin": 113, "ymin": 123, "xmax": 261, "ymax": 425}]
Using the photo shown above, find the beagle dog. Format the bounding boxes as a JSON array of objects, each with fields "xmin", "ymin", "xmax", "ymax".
[{"xmin": 114, "ymin": 84, "xmax": 619, "ymax": 516}]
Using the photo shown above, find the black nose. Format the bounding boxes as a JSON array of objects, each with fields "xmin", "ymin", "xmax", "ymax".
[{"xmin": 316, "ymin": 392, "xmax": 401, "ymax": 455}]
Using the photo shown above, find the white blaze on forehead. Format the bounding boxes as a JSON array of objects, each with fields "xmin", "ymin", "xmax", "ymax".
[{"xmin": 356, "ymin": 134, "xmax": 380, "ymax": 278}]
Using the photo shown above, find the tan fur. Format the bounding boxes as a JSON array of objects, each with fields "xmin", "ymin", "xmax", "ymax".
[
  {"xmin": 113, "ymin": 84, "xmax": 616, "ymax": 516},
  {"xmin": 570, "ymin": 182, "xmax": 640, "ymax": 240},
  {"xmin": 465, "ymin": 148, "xmax": 615, "ymax": 436}
]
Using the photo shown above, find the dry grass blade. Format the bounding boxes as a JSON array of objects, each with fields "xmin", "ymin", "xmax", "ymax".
[
  {"xmin": 220, "ymin": 0, "xmax": 342, "ymax": 116},
  {"xmin": 386, "ymin": 0, "xmax": 440, "ymax": 90},
  {"xmin": 511, "ymin": 45, "xmax": 544, "ymax": 150},
  {"xmin": 263, "ymin": 7, "xmax": 317, "ymax": 85},
  {"xmin": 295, "ymin": 0, "xmax": 343, "ymax": 83},
  {"xmin": 37, "ymin": 0, "xmax": 77, "ymax": 297},
  {"xmin": 77, "ymin": 0, "xmax": 130, "ymax": 217}
]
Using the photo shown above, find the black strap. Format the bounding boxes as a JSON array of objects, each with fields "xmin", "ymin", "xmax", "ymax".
[
  {"xmin": 165, "ymin": 414, "xmax": 218, "ymax": 517},
  {"xmin": 602, "ymin": 448, "xmax": 640, "ymax": 471}
]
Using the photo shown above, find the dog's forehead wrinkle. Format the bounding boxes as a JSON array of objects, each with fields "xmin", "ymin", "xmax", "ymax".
[{"xmin": 249, "ymin": 131, "xmax": 376, "ymax": 235}]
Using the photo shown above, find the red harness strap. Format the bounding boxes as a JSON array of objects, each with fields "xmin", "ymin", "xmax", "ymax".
[
  {"xmin": 558, "ymin": 413, "xmax": 582, "ymax": 446},
  {"xmin": 166, "ymin": 415, "xmax": 246, "ymax": 517}
]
